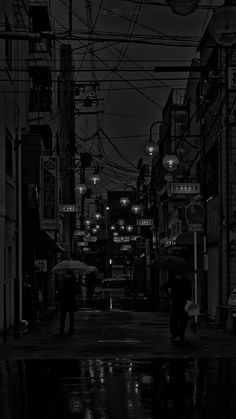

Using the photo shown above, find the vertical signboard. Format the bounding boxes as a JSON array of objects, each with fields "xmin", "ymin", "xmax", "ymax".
[{"xmin": 40, "ymin": 156, "xmax": 59, "ymax": 230}]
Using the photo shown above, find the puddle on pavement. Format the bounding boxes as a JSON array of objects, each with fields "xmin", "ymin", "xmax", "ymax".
[{"xmin": 0, "ymin": 358, "xmax": 236, "ymax": 418}]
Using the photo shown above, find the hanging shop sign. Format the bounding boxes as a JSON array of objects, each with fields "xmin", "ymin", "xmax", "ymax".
[
  {"xmin": 136, "ymin": 218, "xmax": 154, "ymax": 226},
  {"xmin": 34, "ymin": 259, "xmax": 47, "ymax": 272},
  {"xmin": 40, "ymin": 156, "xmax": 59, "ymax": 230},
  {"xmin": 170, "ymin": 182, "xmax": 200, "ymax": 194},
  {"xmin": 59, "ymin": 204, "xmax": 77, "ymax": 212},
  {"xmin": 73, "ymin": 230, "xmax": 86, "ymax": 236}
]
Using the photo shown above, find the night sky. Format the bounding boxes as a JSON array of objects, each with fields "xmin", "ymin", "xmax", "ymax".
[{"xmin": 51, "ymin": 0, "xmax": 222, "ymax": 195}]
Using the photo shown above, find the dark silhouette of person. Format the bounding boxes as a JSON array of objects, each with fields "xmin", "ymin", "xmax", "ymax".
[
  {"xmin": 85, "ymin": 271, "xmax": 96, "ymax": 299},
  {"xmin": 167, "ymin": 273, "xmax": 192, "ymax": 342},
  {"xmin": 58, "ymin": 269, "xmax": 77, "ymax": 334}
]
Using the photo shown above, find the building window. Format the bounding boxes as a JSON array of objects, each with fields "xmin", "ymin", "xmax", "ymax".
[
  {"xmin": 6, "ymin": 129, "xmax": 13, "ymax": 177},
  {"xmin": 5, "ymin": 15, "xmax": 12, "ymax": 68}
]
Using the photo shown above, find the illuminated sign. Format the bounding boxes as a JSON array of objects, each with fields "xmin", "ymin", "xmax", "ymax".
[
  {"xmin": 170, "ymin": 183, "xmax": 200, "ymax": 194},
  {"xmin": 73, "ymin": 230, "xmax": 86, "ymax": 236},
  {"xmin": 78, "ymin": 241, "xmax": 88, "ymax": 246},
  {"xmin": 40, "ymin": 156, "xmax": 59, "ymax": 230},
  {"xmin": 136, "ymin": 219, "xmax": 154, "ymax": 226},
  {"xmin": 59, "ymin": 204, "xmax": 77, "ymax": 212},
  {"xmin": 87, "ymin": 236, "xmax": 97, "ymax": 242},
  {"xmin": 120, "ymin": 244, "xmax": 132, "ymax": 251},
  {"xmin": 113, "ymin": 236, "xmax": 130, "ymax": 243}
]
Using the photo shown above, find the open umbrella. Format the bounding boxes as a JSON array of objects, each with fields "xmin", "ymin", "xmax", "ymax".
[
  {"xmin": 52, "ymin": 260, "xmax": 94, "ymax": 274},
  {"xmin": 156, "ymin": 256, "xmax": 196, "ymax": 273},
  {"xmin": 88, "ymin": 266, "xmax": 98, "ymax": 272}
]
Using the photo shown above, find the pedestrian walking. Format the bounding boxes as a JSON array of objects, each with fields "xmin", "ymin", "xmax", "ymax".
[
  {"xmin": 167, "ymin": 272, "xmax": 192, "ymax": 342},
  {"xmin": 58, "ymin": 269, "xmax": 77, "ymax": 335}
]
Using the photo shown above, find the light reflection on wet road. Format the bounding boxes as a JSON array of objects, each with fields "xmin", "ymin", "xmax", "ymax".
[{"xmin": 1, "ymin": 358, "xmax": 236, "ymax": 418}]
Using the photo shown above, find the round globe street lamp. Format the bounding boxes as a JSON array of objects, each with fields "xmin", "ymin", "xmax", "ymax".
[
  {"xmin": 117, "ymin": 218, "xmax": 125, "ymax": 227},
  {"xmin": 144, "ymin": 140, "xmax": 159, "ymax": 158},
  {"xmin": 89, "ymin": 173, "xmax": 101, "ymax": 185},
  {"xmin": 208, "ymin": 4, "xmax": 236, "ymax": 47},
  {"xmin": 94, "ymin": 212, "xmax": 102, "ymax": 221},
  {"xmin": 165, "ymin": 0, "xmax": 201, "ymax": 16},
  {"xmin": 120, "ymin": 196, "xmax": 130, "ymax": 207},
  {"xmin": 126, "ymin": 224, "xmax": 134, "ymax": 233},
  {"xmin": 75, "ymin": 183, "xmax": 87, "ymax": 194},
  {"xmin": 144, "ymin": 120, "xmax": 170, "ymax": 158},
  {"xmin": 162, "ymin": 154, "xmax": 179, "ymax": 172},
  {"xmin": 131, "ymin": 203, "xmax": 142, "ymax": 215}
]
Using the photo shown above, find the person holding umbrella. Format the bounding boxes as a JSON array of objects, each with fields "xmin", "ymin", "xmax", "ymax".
[
  {"xmin": 58, "ymin": 269, "xmax": 78, "ymax": 335},
  {"xmin": 167, "ymin": 272, "xmax": 192, "ymax": 342}
]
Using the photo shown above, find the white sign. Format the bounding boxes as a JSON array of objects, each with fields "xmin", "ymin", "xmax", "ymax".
[
  {"xmin": 170, "ymin": 183, "xmax": 200, "ymax": 194},
  {"xmin": 60, "ymin": 204, "xmax": 77, "ymax": 212},
  {"xmin": 136, "ymin": 219, "xmax": 154, "ymax": 226},
  {"xmin": 73, "ymin": 230, "xmax": 86, "ymax": 236},
  {"xmin": 188, "ymin": 223, "xmax": 203, "ymax": 232},
  {"xmin": 113, "ymin": 236, "xmax": 130, "ymax": 243}
]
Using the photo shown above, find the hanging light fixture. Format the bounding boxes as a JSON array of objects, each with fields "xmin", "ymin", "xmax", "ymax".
[
  {"xmin": 113, "ymin": 231, "xmax": 119, "ymax": 236},
  {"xmin": 131, "ymin": 203, "xmax": 142, "ymax": 215},
  {"xmin": 84, "ymin": 219, "xmax": 92, "ymax": 226},
  {"xmin": 120, "ymin": 196, "xmax": 130, "ymax": 207},
  {"xmin": 89, "ymin": 173, "xmax": 101, "ymax": 185},
  {"xmin": 162, "ymin": 155, "xmax": 179, "ymax": 172},
  {"xmin": 165, "ymin": 0, "xmax": 201, "ymax": 16},
  {"xmin": 117, "ymin": 219, "xmax": 125, "ymax": 226},
  {"xmin": 95, "ymin": 224, "xmax": 100, "ymax": 230},
  {"xmin": 94, "ymin": 212, "xmax": 102, "ymax": 221},
  {"xmin": 144, "ymin": 140, "xmax": 159, "ymax": 157},
  {"xmin": 126, "ymin": 225, "xmax": 134, "ymax": 233},
  {"xmin": 208, "ymin": 5, "xmax": 236, "ymax": 47},
  {"xmin": 92, "ymin": 227, "xmax": 98, "ymax": 234},
  {"xmin": 110, "ymin": 225, "xmax": 116, "ymax": 231},
  {"xmin": 75, "ymin": 183, "xmax": 87, "ymax": 194}
]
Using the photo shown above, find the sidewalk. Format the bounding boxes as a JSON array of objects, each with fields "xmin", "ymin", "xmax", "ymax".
[{"xmin": 0, "ymin": 309, "xmax": 236, "ymax": 359}]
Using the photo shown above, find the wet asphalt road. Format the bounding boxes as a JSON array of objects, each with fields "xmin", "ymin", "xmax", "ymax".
[
  {"xmin": 1, "ymin": 309, "xmax": 236, "ymax": 418},
  {"xmin": 0, "ymin": 309, "xmax": 235, "ymax": 359}
]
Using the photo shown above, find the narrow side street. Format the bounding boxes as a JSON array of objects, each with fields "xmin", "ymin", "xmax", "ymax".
[{"xmin": 0, "ymin": 309, "xmax": 235, "ymax": 359}]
